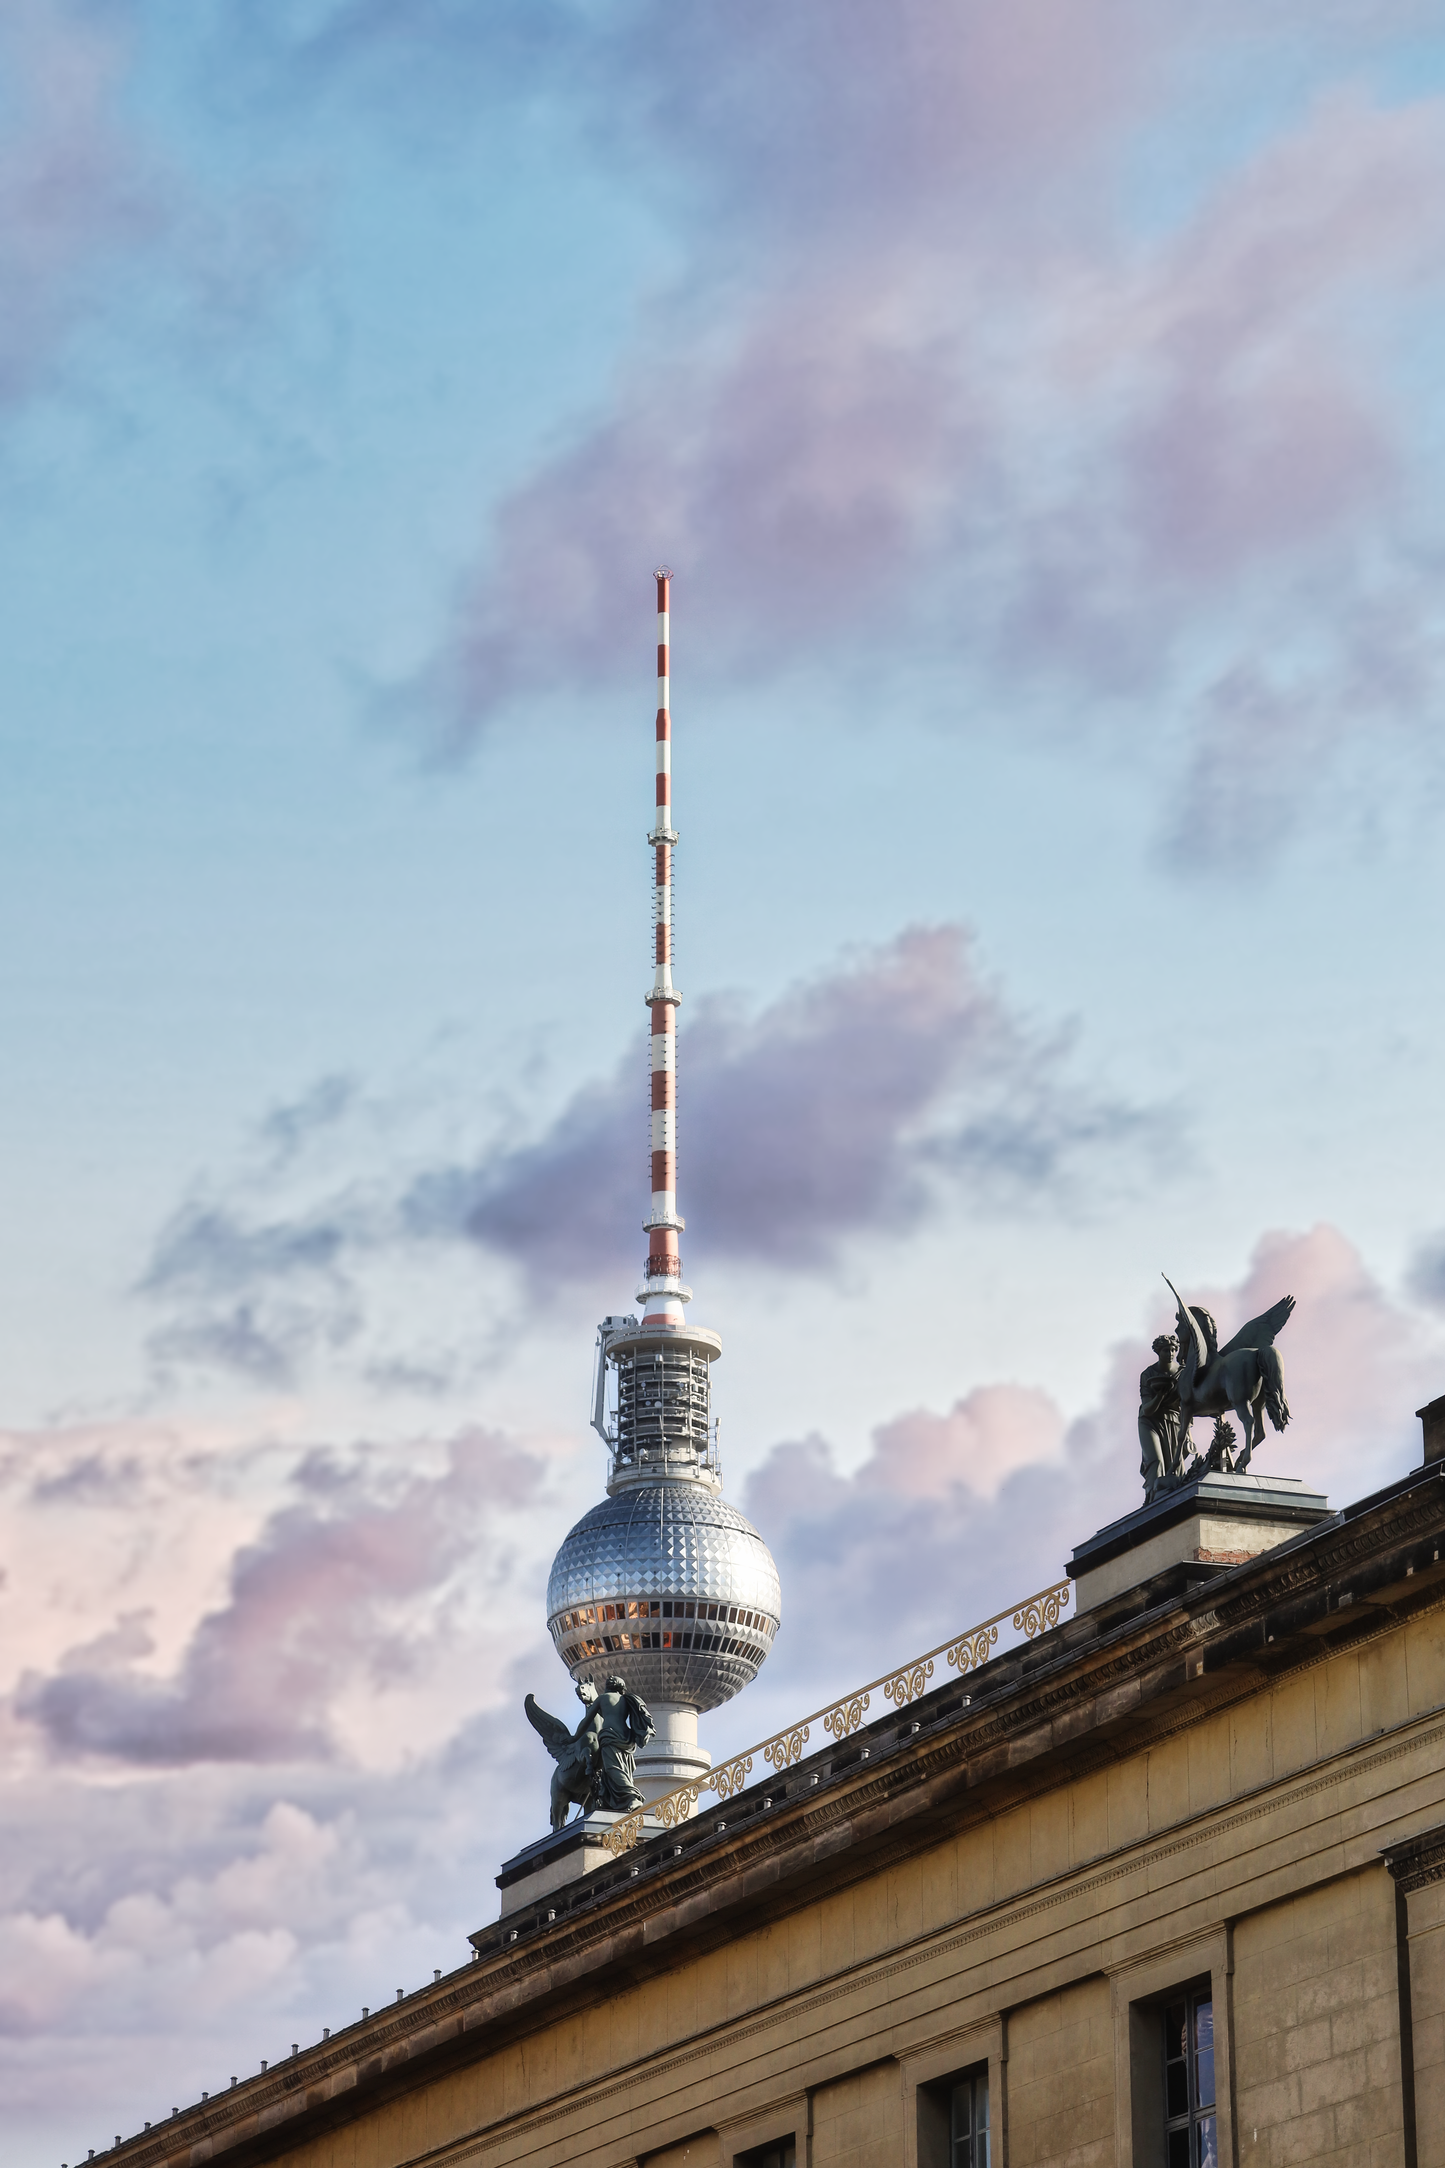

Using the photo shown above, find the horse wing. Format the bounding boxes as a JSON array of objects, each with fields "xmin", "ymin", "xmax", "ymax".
[
  {"xmin": 524, "ymin": 1693, "xmax": 576, "ymax": 1763},
  {"xmin": 1219, "ymin": 1293, "xmax": 1295, "ymax": 1358},
  {"xmin": 1164, "ymin": 1277, "xmax": 1207, "ymax": 1377}
]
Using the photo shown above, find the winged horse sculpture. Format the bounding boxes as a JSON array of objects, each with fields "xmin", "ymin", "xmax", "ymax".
[{"xmin": 1163, "ymin": 1275, "xmax": 1294, "ymax": 1475}]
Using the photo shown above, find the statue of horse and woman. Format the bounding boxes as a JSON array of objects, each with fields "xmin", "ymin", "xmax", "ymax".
[
  {"xmin": 524, "ymin": 1675, "xmax": 655, "ymax": 1831},
  {"xmin": 1139, "ymin": 1276, "xmax": 1294, "ymax": 1500}
]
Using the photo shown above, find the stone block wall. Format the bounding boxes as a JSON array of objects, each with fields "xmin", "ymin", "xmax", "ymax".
[
  {"xmin": 1406, "ymin": 1871, "xmax": 1445, "ymax": 2168},
  {"xmin": 810, "ymin": 2061, "xmax": 899, "ymax": 2168},
  {"xmin": 1233, "ymin": 1864, "xmax": 1406, "ymax": 2168},
  {"xmin": 1006, "ymin": 1977, "xmax": 1114, "ymax": 2168}
]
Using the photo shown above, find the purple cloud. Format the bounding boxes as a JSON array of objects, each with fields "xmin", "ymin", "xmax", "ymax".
[
  {"xmin": 138, "ymin": 927, "xmax": 1163, "ymax": 1383},
  {"xmin": 317, "ymin": 19, "xmax": 1443, "ymax": 866},
  {"xmin": 0, "ymin": 1, "xmax": 160, "ymax": 406},
  {"xmin": 439, "ymin": 926, "xmax": 1160, "ymax": 1281},
  {"xmin": 171, "ymin": 6, "xmax": 1445, "ymax": 857},
  {"xmin": 1409, "ymin": 1235, "xmax": 1445, "ymax": 1312},
  {"xmin": 437, "ymin": 83, "xmax": 1445, "ymax": 731}
]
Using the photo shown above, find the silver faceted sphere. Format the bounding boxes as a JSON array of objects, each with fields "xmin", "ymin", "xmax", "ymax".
[{"xmin": 546, "ymin": 1483, "xmax": 781, "ymax": 1712}]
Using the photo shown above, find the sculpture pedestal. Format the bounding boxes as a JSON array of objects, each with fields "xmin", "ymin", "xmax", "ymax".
[
  {"xmin": 1068, "ymin": 1471, "xmax": 1330, "ymax": 1615},
  {"xmin": 494, "ymin": 1811, "xmax": 661, "ymax": 1920}
]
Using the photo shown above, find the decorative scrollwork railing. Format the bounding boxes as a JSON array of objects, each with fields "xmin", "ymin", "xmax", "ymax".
[
  {"xmin": 1012, "ymin": 1585, "xmax": 1069, "ymax": 1640},
  {"xmin": 599, "ymin": 1576, "xmax": 1071, "ymax": 1859}
]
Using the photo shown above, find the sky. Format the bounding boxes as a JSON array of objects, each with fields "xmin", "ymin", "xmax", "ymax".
[{"xmin": 3, "ymin": 1, "xmax": 1445, "ymax": 2158}]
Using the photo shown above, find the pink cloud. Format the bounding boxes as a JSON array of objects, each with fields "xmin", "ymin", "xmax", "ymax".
[
  {"xmin": 1109, "ymin": 92, "xmax": 1445, "ymax": 581},
  {"xmin": 863, "ymin": 1385, "xmax": 1066, "ymax": 1501},
  {"xmin": 742, "ymin": 1223, "xmax": 1445, "ymax": 1713},
  {"xmin": 14, "ymin": 1428, "xmax": 547, "ymax": 1764},
  {"xmin": 1157, "ymin": 1223, "xmax": 1434, "ymax": 1494}
]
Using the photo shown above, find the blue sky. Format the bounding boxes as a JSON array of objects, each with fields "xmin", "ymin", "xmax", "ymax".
[{"xmin": 3, "ymin": 3, "xmax": 1445, "ymax": 2158}]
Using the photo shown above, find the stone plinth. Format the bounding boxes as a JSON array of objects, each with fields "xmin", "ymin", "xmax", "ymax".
[
  {"xmin": 494, "ymin": 1812, "xmax": 659, "ymax": 1918},
  {"xmin": 1068, "ymin": 1470, "xmax": 1330, "ymax": 1613}
]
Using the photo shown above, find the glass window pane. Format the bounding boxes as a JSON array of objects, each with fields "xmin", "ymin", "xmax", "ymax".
[
  {"xmin": 1165, "ymin": 2002, "xmax": 1187, "ymax": 2061},
  {"xmin": 976, "ymin": 2073, "xmax": 989, "ymax": 2131},
  {"xmin": 1194, "ymin": 1999, "xmax": 1215, "ymax": 2110},
  {"xmin": 1168, "ymin": 2128, "xmax": 1191, "ymax": 2168},
  {"xmin": 1197, "ymin": 2113, "xmax": 1218, "ymax": 2168},
  {"xmin": 1166, "ymin": 2060, "xmax": 1189, "ymax": 2119},
  {"xmin": 951, "ymin": 2079, "xmax": 973, "ymax": 2141}
]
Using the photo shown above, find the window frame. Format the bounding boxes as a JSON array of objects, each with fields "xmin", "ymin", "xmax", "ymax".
[
  {"xmin": 1110, "ymin": 1927, "xmax": 1235, "ymax": 2168},
  {"xmin": 902, "ymin": 2019, "xmax": 1005, "ymax": 2168},
  {"xmin": 718, "ymin": 2091, "xmax": 808, "ymax": 2168}
]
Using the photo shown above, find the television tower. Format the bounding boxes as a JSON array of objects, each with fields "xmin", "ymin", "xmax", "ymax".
[{"xmin": 544, "ymin": 573, "xmax": 780, "ymax": 1807}]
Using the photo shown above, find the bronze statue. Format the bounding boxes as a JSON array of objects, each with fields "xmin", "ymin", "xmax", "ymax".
[
  {"xmin": 584, "ymin": 1674, "xmax": 655, "ymax": 1812},
  {"xmin": 525, "ymin": 1683, "xmax": 602, "ymax": 1832},
  {"xmin": 525, "ymin": 1674, "xmax": 655, "ymax": 1831},
  {"xmin": 1138, "ymin": 1333, "xmax": 1183, "ymax": 1500},
  {"xmin": 1162, "ymin": 1275, "xmax": 1293, "ymax": 1477}
]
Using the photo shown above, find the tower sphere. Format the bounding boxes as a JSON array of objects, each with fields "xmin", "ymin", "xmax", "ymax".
[{"xmin": 546, "ymin": 1468, "xmax": 781, "ymax": 1713}]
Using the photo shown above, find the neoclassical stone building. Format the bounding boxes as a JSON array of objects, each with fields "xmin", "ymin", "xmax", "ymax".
[{"xmin": 96, "ymin": 1397, "xmax": 1445, "ymax": 2168}]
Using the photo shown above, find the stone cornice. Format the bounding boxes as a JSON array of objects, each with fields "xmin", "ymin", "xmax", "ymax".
[{"xmin": 1383, "ymin": 1819, "xmax": 1445, "ymax": 1894}]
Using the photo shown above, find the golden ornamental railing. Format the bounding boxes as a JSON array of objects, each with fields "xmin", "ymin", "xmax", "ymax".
[{"xmin": 600, "ymin": 1576, "xmax": 1071, "ymax": 1858}]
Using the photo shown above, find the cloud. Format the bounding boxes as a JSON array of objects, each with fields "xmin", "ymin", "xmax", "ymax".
[
  {"xmin": 14, "ymin": 1428, "xmax": 546, "ymax": 1766},
  {"xmin": 138, "ymin": 927, "xmax": 1163, "ymax": 1384},
  {"xmin": 338, "ymin": 20, "xmax": 1445, "ymax": 866},
  {"xmin": 28, "ymin": 1449, "xmax": 146, "ymax": 1509},
  {"xmin": 0, "ymin": 0, "xmax": 161, "ymax": 406},
  {"xmin": 741, "ymin": 1223, "xmax": 1445, "ymax": 1709},
  {"xmin": 436, "ymin": 85, "xmax": 1445, "ymax": 727},
  {"xmin": 211, "ymin": 0, "xmax": 1149, "ymax": 210},
  {"xmin": 445, "ymin": 925, "xmax": 1158, "ymax": 1278},
  {"xmin": 0, "ymin": 1403, "xmax": 566, "ymax": 2146},
  {"xmin": 142, "ymin": 1205, "xmax": 364, "ymax": 1387},
  {"xmin": 127, "ymin": 5, "xmax": 1444, "ymax": 865},
  {"xmin": 1408, "ymin": 1234, "xmax": 1445, "ymax": 1313},
  {"xmin": 864, "ymin": 1385, "xmax": 1067, "ymax": 1502},
  {"xmin": 165, "ymin": 6, "xmax": 1445, "ymax": 858}
]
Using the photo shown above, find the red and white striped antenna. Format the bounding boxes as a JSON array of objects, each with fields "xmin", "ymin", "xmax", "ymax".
[{"xmin": 643, "ymin": 568, "xmax": 685, "ymax": 1323}]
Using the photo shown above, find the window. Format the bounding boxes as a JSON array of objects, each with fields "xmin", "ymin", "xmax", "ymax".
[
  {"xmin": 739, "ymin": 2145, "xmax": 794, "ymax": 2168},
  {"xmin": 949, "ymin": 2067, "xmax": 989, "ymax": 2168},
  {"xmin": 1163, "ymin": 1991, "xmax": 1217, "ymax": 2168}
]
